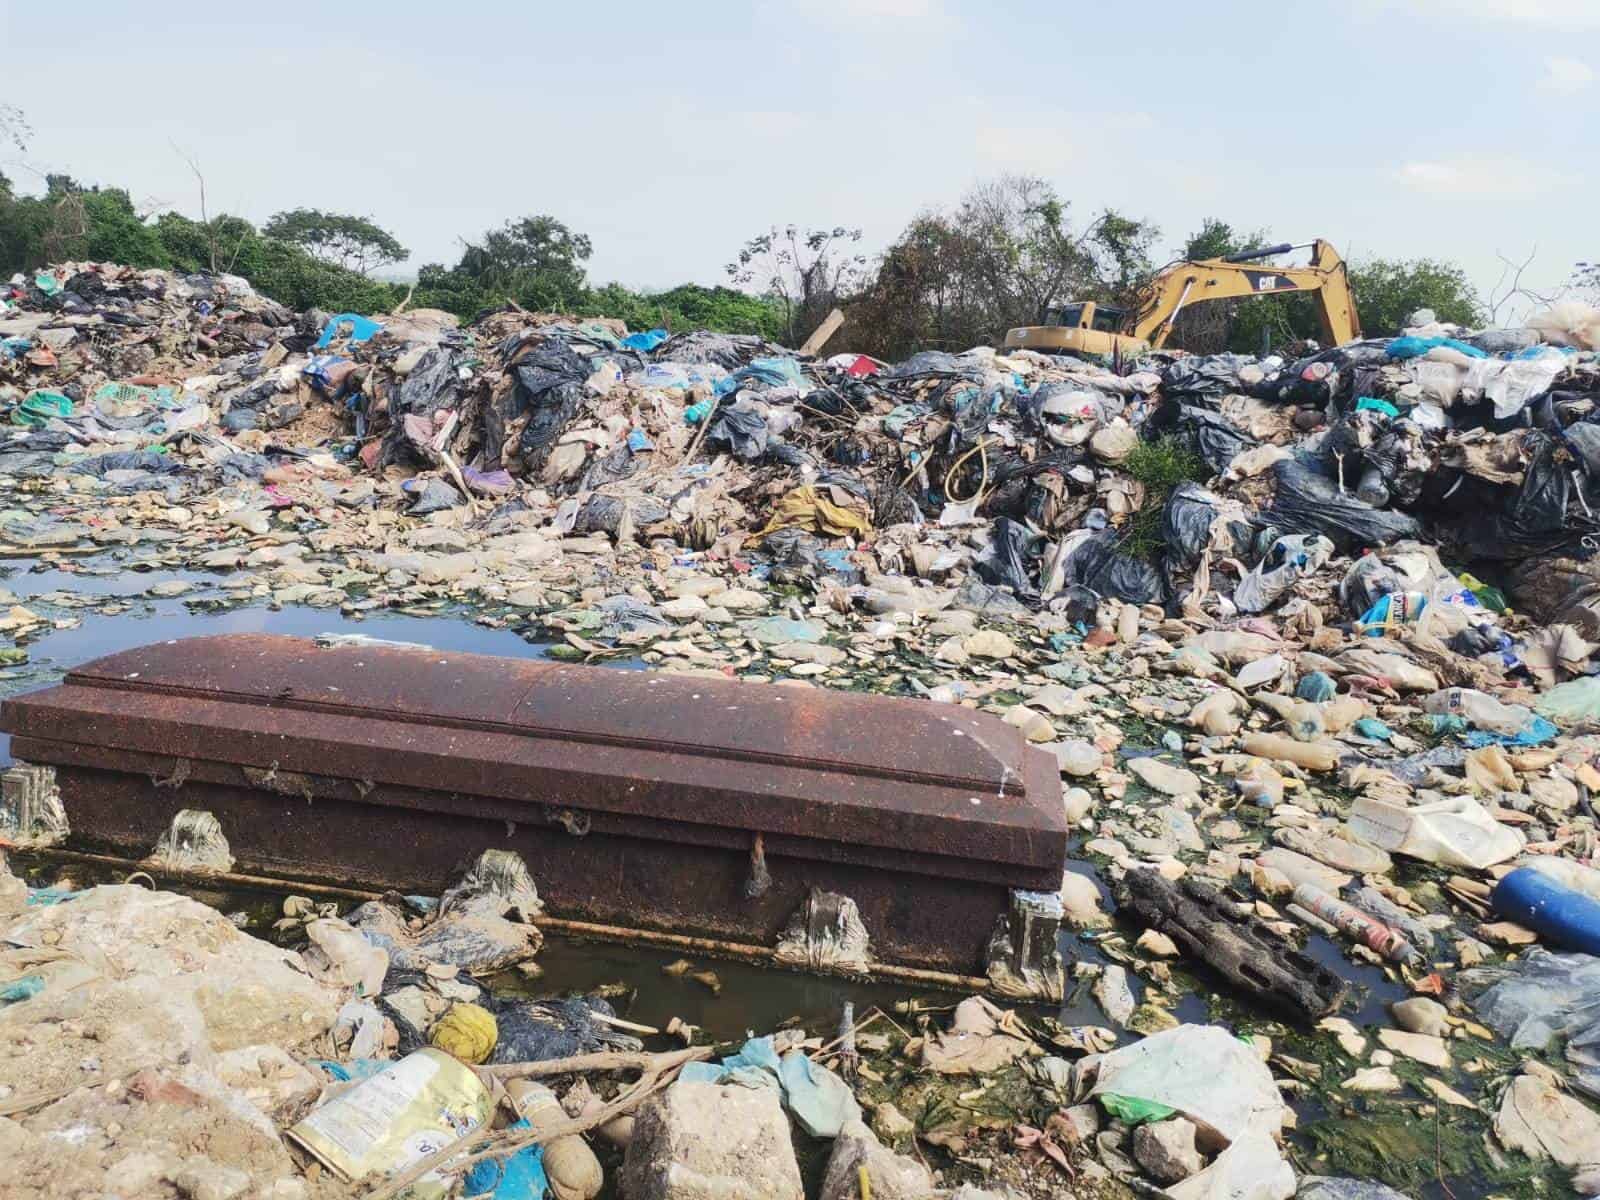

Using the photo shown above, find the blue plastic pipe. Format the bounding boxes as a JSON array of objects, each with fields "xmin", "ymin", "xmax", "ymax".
[{"xmin": 1492, "ymin": 867, "xmax": 1600, "ymax": 957}]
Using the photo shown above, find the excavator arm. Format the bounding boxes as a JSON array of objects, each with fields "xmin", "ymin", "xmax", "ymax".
[{"xmin": 1128, "ymin": 239, "xmax": 1361, "ymax": 350}]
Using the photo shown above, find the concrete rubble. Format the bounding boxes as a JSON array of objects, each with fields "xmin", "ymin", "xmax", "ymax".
[{"xmin": 3, "ymin": 261, "xmax": 1600, "ymax": 1195}]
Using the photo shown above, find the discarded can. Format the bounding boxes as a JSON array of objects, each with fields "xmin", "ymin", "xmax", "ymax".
[
  {"xmin": 287, "ymin": 1047, "xmax": 492, "ymax": 1197},
  {"xmin": 1291, "ymin": 882, "xmax": 1414, "ymax": 961}
]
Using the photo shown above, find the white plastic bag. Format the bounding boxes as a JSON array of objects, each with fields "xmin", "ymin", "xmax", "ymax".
[
  {"xmin": 1347, "ymin": 794, "xmax": 1524, "ymax": 870},
  {"xmin": 1090, "ymin": 1024, "xmax": 1287, "ymax": 1147}
]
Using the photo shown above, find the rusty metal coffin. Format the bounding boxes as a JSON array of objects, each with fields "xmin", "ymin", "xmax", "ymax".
[{"xmin": 0, "ymin": 634, "xmax": 1067, "ymax": 972}]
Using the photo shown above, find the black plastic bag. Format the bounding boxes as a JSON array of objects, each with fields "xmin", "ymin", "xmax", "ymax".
[
  {"xmin": 405, "ymin": 479, "xmax": 464, "ymax": 514},
  {"xmin": 1266, "ymin": 458, "xmax": 1421, "ymax": 552},
  {"xmin": 1164, "ymin": 406, "xmax": 1260, "ymax": 476},
  {"xmin": 1161, "ymin": 483, "xmax": 1223, "ymax": 569},
  {"xmin": 507, "ymin": 341, "xmax": 590, "ymax": 409},
  {"xmin": 1064, "ymin": 528, "xmax": 1165, "ymax": 605},
  {"xmin": 72, "ymin": 450, "xmax": 183, "ymax": 476},
  {"xmin": 517, "ymin": 380, "xmax": 583, "ymax": 475},
  {"xmin": 1564, "ymin": 422, "xmax": 1600, "ymax": 478},
  {"xmin": 489, "ymin": 996, "xmax": 639, "ymax": 1064},
  {"xmin": 579, "ymin": 444, "xmax": 641, "ymax": 491},
  {"xmin": 397, "ymin": 347, "xmax": 464, "ymax": 418},
  {"xmin": 1443, "ymin": 431, "xmax": 1593, "ymax": 561},
  {"xmin": 973, "ymin": 517, "xmax": 1039, "ymax": 604},
  {"xmin": 704, "ymin": 404, "xmax": 770, "ymax": 460},
  {"xmin": 1160, "ymin": 355, "xmax": 1245, "ymax": 402}
]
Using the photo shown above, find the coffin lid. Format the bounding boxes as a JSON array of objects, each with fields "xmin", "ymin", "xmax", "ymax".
[{"xmin": 2, "ymin": 635, "xmax": 1068, "ymax": 873}]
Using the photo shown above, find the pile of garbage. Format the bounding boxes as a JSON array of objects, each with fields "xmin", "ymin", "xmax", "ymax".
[{"xmin": 11, "ymin": 260, "xmax": 1600, "ymax": 1196}]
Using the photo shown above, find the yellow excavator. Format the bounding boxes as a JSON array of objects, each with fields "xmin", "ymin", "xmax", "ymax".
[{"xmin": 1002, "ymin": 238, "xmax": 1361, "ymax": 358}]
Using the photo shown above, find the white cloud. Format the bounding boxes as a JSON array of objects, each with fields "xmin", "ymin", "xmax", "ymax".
[
  {"xmin": 1539, "ymin": 55, "xmax": 1595, "ymax": 92},
  {"xmin": 1393, "ymin": 156, "xmax": 1567, "ymax": 195},
  {"xmin": 1413, "ymin": 0, "xmax": 1600, "ymax": 29}
]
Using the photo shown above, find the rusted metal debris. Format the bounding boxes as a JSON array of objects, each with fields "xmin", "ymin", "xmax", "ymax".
[
  {"xmin": 0, "ymin": 633, "xmax": 1069, "ymax": 973},
  {"xmin": 1118, "ymin": 868, "xmax": 1348, "ymax": 1019}
]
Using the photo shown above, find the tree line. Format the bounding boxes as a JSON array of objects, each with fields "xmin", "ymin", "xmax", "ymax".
[{"xmin": 1, "ymin": 147, "xmax": 1506, "ymax": 358}]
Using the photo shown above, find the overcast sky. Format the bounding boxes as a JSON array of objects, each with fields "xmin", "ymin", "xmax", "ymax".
[{"xmin": 3, "ymin": 0, "xmax": 1594, "ymax": 314}]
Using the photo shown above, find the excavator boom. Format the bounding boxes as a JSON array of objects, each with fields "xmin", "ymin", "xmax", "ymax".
[
  {"xmin": 1001, "ymin": 237, "xmax": 1361, "ymax": 357},
  {"xmin": 1131, "ymin": 238, "xmax": 1360, "ymax": 349}
]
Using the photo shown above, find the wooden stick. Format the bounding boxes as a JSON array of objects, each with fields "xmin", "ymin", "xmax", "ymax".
[
  {"xmin": 587, "ymin": 1011, "xmax": 660, "ymax": 1037},
  {"xmin": 483, "ymin": 1045, "xmax": 711, "ymax": 1082}
]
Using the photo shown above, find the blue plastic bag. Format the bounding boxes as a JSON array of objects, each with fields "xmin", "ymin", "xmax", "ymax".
[
  {"xmin": 1385, "ymin": 335, "xmax": 1487, "ymax": 361},
  {"xmin": 620, "ymin": 328, "xmax": 668, "ymax": 352},
  {"xmin": 462, "ymin": 1119, "xmax": 549, "ymax": 1198},
  {"xmin": 313, "ymin": 313, "xmax": 383, "ymax": 350}
]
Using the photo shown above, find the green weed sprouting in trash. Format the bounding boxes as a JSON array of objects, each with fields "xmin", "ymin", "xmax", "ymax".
[{"xmin": 1121, "ymin": 436, "xmax": 1206, "ymax": 561}]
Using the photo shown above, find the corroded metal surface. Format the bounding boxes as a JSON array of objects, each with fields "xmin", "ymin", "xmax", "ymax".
[{"xmin": 0, "ymin": 634, "xmax": 1069, "ymax": 971}]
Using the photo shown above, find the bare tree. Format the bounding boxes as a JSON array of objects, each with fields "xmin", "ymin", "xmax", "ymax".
[
  {"xmin": 727, "ymin": 225, "xmax": 865, "ymax": 346},
  {"xmin": 1486, "ymin": 245, "xmax": 1559, "ymax": 326},
  {"xmin": 170, "ymin": 141, "xmax": 250, "ymax": 274}
]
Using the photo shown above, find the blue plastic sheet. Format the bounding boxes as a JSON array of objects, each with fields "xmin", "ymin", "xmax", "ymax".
[
  {"xmin": 1353, "ymin": 717, "xmax": 1395, "ymax": 741},
  {"xmin": 1462, "ymin": 715, "xmax": 1558, "ymax": 749},
  {"xmin": 0, "ymin": 975, "xmax": 45, "ymax": 1005},
  {"xmin": 1385, "ymin": 335, "xmax": 1487, "ymax": 361},
  {"xmin": 680, "ymin": 1036, "xmax": 860, "ymax": 1137},
  {"xmin": 620, "ymin": 328, "xmax": 669, "ymax": 352},
  {"xmin": 463, "ymin": 1119, "xmax": 549, "ymax": 1199},
  {"xmin": 313, "ymin": 312, "xmax": 383, "ymax": 350},
  {"xmin": 715, "ymin": 356, "xmax": 807, "ymax": 396},
  {"xmin": 26, "ymin": 886, "xmax": 79, "ymax": 907}
]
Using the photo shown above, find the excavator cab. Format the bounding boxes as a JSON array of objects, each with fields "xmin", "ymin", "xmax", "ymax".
[{"xmin": 1005, "ymin": 301, "xmax": 1147, "ymax": 358}]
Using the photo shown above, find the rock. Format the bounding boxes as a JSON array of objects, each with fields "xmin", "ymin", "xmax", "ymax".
[
  {"xmin": 819, "ymin": 1120, "xmax": 933, "ymax": 1200},
  {"xmin": 1127, "ymin": 756, "xmax": 1201, "ymax": 796},
  {"xmin": 621, "ymin": 1081, "xmax": 803, "ymax": 1200},
  {"xmin": 962, "ymin": 630, "xmax": 1017, "ymax": 659},
  {"xmin": 213, "ymin": 1045, "xmax": 322, "ymax": 1121},
  {"xmin": 1136, "ymin": 928, "xmax": 1180, "ymax": 958},
  {"xmin": 870, "ymin": 1101, "xmax": 915, "ymax": 1141},
  {"xmin": 1027, "ymin": 684, "xmax": 1090, "ymax": 717},
  {"xmin": 1133, "ymin": 1117, "xmax": 1204, "ymax": 1184},
  {"xmin": 716, "ymin": 588, "xmax": 769, "ymax": 612},
  {"xmin": 1272, "ymin": 827, "xmax": 1391, "ymax": 875},
  {"xmin": 1496, "ymin": 1072, "xmax": 1600, "ymax": 1167},
  {"xmin": 927, "ymin": 610, "xmax": 977, "ymax": 637},
  {"xmin": 1298, "ymin": 1177, "xmax": 1411, "ymax": 1200},
  {"xmin": 933, "ymin": 636, "xmax": 970, "ymax": 665},
  {"xmin": 1094, "ymin": 964, "xmax": 1136, "ymax": 1026},
  {"xmin": 660, "ymin": 594, "xmax": 709, "ymax": 621},
  {"xmin": 1060, "ymin": 872, "xmax": 1110, "ymax": 930},
  {"xmin": 1062, "ymin": 1104, "xmax": 1101, "ymax": 1142},
  {"xmin": 1389, "ymin": 997, "xmax": 1450, "ymax": 1037},
  {"xmin": 0, "ymin": 885, "xmax": 339, "ymax": 1055},
  {"xmin": 1376, "ymin": 1029, "xmax": 1451, "ymax": 1069},
  {"xmin": 1421, "ymin": 1078, "xmax": 1476, "ymax": 1109},
  {"xmin": 1054, "ymin": 740, "xmax": 1101, "ymax": 777},
  {"xmin": 773, "ymin": 641, "xmax": 846, "ymax": 666},
  {"xmin": 1062, "ymin": 786, "xmax": 1094, "ymax": 823},
  {"xmin": 1003, "ymin": 704, "xmax": 1055, "ymax": 743},
  {"xmin": 1342, "ymin": 1067, "xmax": 1401, "ymax": 1093}
]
